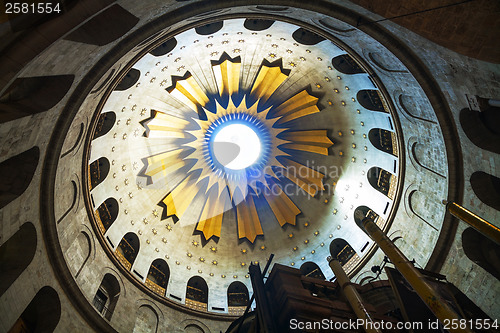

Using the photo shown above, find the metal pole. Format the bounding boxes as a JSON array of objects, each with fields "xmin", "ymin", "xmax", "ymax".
[
  {"xmin": 328, "ymin": 257, "xmax": 382, "ymax": 333},
  {"xmin": 248, "ymin": 263, "xmax": 276, "ymax": 333},
  {"xmin": 358, "ymin": 216, "xmax": 473, "ymax": 333},
  {"xmin": 447, "ymin": 201, "xmax": 500, "ymax": 244}
]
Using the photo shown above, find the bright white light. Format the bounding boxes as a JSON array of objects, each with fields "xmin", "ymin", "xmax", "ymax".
[{"xmin": 213, "ymin": 123, "xmax": 261, "ymax": 170}]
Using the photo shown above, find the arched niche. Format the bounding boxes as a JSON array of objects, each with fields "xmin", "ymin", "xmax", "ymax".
[
  {"xmin": 0, "ymin": 222, "xmax": 36, "ymax": 297},
  {"xmin": 292, "ymin": 27, "xmax": 325, "ymax": 45},
  {"xmin": 367, "ymin": 166, "xmax": 396, "ymax": 199},
  {"xmin": 354, "ymin": 206, "xmax": 382, "ymax": 229},
  {"xmin": 186, "ymin": 276, "xmax": 208, "ymax": 311},
  {"xmin": 330, "ymin": 238, "xmax": 357, "ymax": 266},
  {"xmin": 133, "ymin": 305, "xmax": 158, "ymax": 333},
  {"xmin": 243, "ymin": 19, "xmax": 275, "ymax": 31},
  {"xmin": 369, "ymin": 128, "xmax": 397, "ymax": 156},
  {"xmin": 0, "ymin": 146, "xmax": 39, "ymax": 209},
  {"xmin": 93, "ymin": 112, "xmax": 116, "ymax": 139},
  {"xmin": 459, "ymin": 108, "xmax": 500, "ymax": 154},
  {"xmin": 89, "ymin": 157, "xmax": 110, "ymax": 190},
  {"xmin": 331, "ymin": 54, "xmax": 365, "ymax": 74},
  {"xmin": 357, "ymin": 90, "xmax": 386, "ymax": 112},
  {"xmin": 149, "ymin": 38, "xmax": 177, "ymax": 57},
  {"xmin": 299, "ymin": 261, "xmax": 325, "ymax": 280},
  {"xmin": 195, "ymin": 21, "xmax": 223, "ymax": 35},
  {"xmin": 115, "ymin": 68, "xmax": 140, "ymax": 91},
  {"xmin": 146, "ymin": 259, "xmax": 170, "ymax": 296},
  {"xmin": 67, "ymin": 231, "xmax": 91, "ymax": 278},
  {"xmin": 462, "ymin": 228, "xmax": 500, "ymax": 280},
  {"xmin": 470, "ymin": 171, "xmax": 500, "ymax": 211},
  {"xmin": 8, "ymin": 286, "xmax": 61, "ymax": 332},
  {"xmin": 95, "ymin": 198, "xmax": 119, "ymax": 233},
  {"xmin": 116, "ymin": 232, "xmax": 140, "ymax": 270},
  {"xmin": 227, "ymin": 281, "xmax": 249, "ymax": 307},
  {"xmin": 93, "ymin": 273, "xmax": 121, "ymax": 320}
]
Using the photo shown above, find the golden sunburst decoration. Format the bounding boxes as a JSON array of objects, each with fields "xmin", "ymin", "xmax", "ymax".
[{"xmin": 143, "ymin": 53, "xmax": 333, "ymax": 243}]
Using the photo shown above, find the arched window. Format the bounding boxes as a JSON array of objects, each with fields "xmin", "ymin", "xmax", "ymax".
[
  {"xmin": 0, "ymin": 222, "xmax": 36, "ymax": 297},
  {"xmin": 460, "ymin": 107, "xmax": 500, "ymax": 154},
  {"xmin": 331, "ymin": 54, "xmax": 365, "ymax": 74},
  {"xmin": 133, "ymin": 305, "xmax": 158, "ymax": 333},
  {"xmin": 150, "ymin": 38, "xmax": 177, "ymax": 57},
  {"xmin": 146, "ymin": 259, "xmax": 169, "ymax": 296},
  {"xmin": 115, "ymin": 68, "xmax": 140, "ymax": 91},
  {"xmin": 8, "ymin": 286, "xmax": 61, "ymax": 332},
  {"xmin": 367, "ymin": 166, "xmax": 396, "ymax": 199},
  {"xmin": 244, "ymin": 19, "xmax": 275, "ymax": 31},
  {"xmin": 369, "ymin": 128, "xmax": 397, "ymax": 156},
  {"xmin": 186, "ymin": 276, "xmax": 208, "ymax": 311},
  {"xmin": 292, "ymin": 27, "xmax": 325, "ymax": 45},
  {"xmin": 116, "ymin": 232, "xmax": 140, "ymax": 270},
  {"xmin": 300, "ymin": 262, "xmax": 325, "ymax": 280},
  {"xmin": 470, "ymin": 171, "xmax": 500, "ymax": 211},
  {"xmin": 93, "ymin": 273, "xmax": 121, "ymax": 320},
  {"xmin": 89, "ymin": 157, "xmax": 110, "ymax": 190},
  {"xmin": 0, "ymin": 75, "xmax": 74, "ymax": 123},
  {"xmin": 330, "ymin": 238, "xmax": 356, "ymax": 265},
  {"xmin": 95, "ymin": 198, "xmax": 119, "ymax": 233},
  {"xmin": 195, "ymin": 21, "xmax": 223, "ymax": 35},
  {"xmin": 0, "ymin": 146, "xmax": 39, "ymax": 209},
  {"xmin": 227, "ymin": 281, "xmax": 249, "ymax": 308},
  {"xmin": 462, "ymin": 228, "xmax": 500, "ymax": 280},
  {"xmin": 93, "ymin": 112, "xmax": 116, "ymax": 139},
  {"xmin": 357, "ymin": 90, "xmax": 386, "ymax": 112}
]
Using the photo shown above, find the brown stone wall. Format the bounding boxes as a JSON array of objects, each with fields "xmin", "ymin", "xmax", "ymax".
[{"xmin": 351, "ymin": 0, "xmax": 500, "ymax": 63}]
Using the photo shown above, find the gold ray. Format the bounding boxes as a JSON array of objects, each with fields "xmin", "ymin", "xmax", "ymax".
[
  {"xmin": 280, "ymin": 130, "xmax": 333, "ymax": 155},
  {"xmin": 264, "ymin": 181, "xmax": 301, "ymax": 227},
  {"xmin": 162, "ymin": 173, "xmax": 201, "ymax": 218},
  {"xmin": 273, "ymin": 90, "xmax": 320, "ymax": 125},
  {"xmin": 236, "ymin": 194, "xmax": 263, "ymax": 243},
  {"xmin": 167, "ymin": 73, "xmax": 209, "ymax": 111},
  {"xmin": 144, "ymin": 111, "xmax": 191, "ymax": 139},
  {"xmin": 250, "ymin": 65, "xmax": 288, "ymax": 104},
  {"xmin": 196, "ymin": 186, "xmax": 229, "ymax": 240},
  {"xmin": 144, "ymin": 150, "xmax": 187, "ymax": 182},
  {"xmin": 212, "ymin": 56, "xmax": 241, "ymax": 96},
  {"xmin": 280, "ymin": 157, "xmax": 325, "ymax": 197}
]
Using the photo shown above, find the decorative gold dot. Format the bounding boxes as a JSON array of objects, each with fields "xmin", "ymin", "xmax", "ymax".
[
  {"xmin": 317, "ymin": 57, "xmax": 322, "ymax": 61},
  {"xmin": 146, "ymin": 240, "xmax": 150, "ymax": 244},
  {"xmin": 221, "ymin": 274, "xmax": 226, "ymax": 278},
  {"xmin": 289, "ymin": 62, "xmax": 296, "ymax": 67},
  {"xmin": 198, "ymin": 270, "xmax": 202, "ymax": 274},
  {"xmin": 291, "ymin": 262, "xmax": 295, "ymax": 266},
  {"xmin": 330, "ymin": 234, "xmax": 334, "ymax": 238},
  {"xmin": 286, "ymin": 49, "xmax": 293, "ymax": 54},
  {"xmin": 316, "ymin": 83, "xmax": 321, "ymax": 88},
  {"xmin": 155, "ymin": 248, "xmax": 159, "ymax": 252},
  {"xmin": 187, "ymin": 266, "xmax": 191, "ymax": 270},
  {"xmin": 345, "ymin": 86, "xmax": 349, "ymax": 90},
  {"xmin": 328, "ymin": 66, "xmax": 333, "ymax": 70},
  {"xmin": 122, "ymin": 133, "xmax": 127, "ymax": 140},
  {"xmin": 288, "ymin": 233, "xmax": 294, "ymax": 238},
  {"xmin": 138, "ymin": 230, "xmax": 142, "ymax": 235},
  {"xmin": 334, "ymin": 88, "xmax": 339, "ymax": 93},
  {"xmin": 271, "ymin": 44, "xmax": 278, "ymax": 48},
  {"xmin": 304, "ymin": 222, "xmax": 309, "ymax": 227},
  {"xmin": 364, "ymin": 159, "xmax": 367, "ymax": 163},
  {"xmin": 333, "ymin": 209, "xmax": 337, "ymax": 214},
  {"xmin": 352, "ymin": 157, "xmax": 356, "ymax": 162},
  {"xmin": 337, "ymin": 76, "xmax": 341, "ymax": 80},
  {"xmin": 364, "ymin": 146, "xmax": 368, "ymax": 151},
  {"xmin": 241, "ymin": 249, "xmax": 247, "ymax": 254},
  {"xmin": 301, "ymin": 256, "xmax": 306, "ymax": 260},
  {"xmin": 233, "ymin": 275, "xmax": 238, "ymax": 278},
  {"xmin": 300, "ymin": 56, "xmax": 306, "ymax": 61},
  {"xmin": 260, "ymin": 245, "xmax": 266, "ymax": 250},
  {"xmin": 293, "ymin": 247, "xmax": 298, "ymax": 251},
  {"xmin": 324, "ymin": 199, "xmax": 328, "ymax": 204},
  {"xmin": 338, "ymin": 131, "xmax": 343, "ymax": 136},
  {"xmin": 269, "ymin": 53, "xmax": 276, "ymax": 58},
  {"xmin": 176, "ymin": 261, "xmax": 180, "ymax": 265},
  {"xmin": 210, "ymin": 273, "xmax": 214, "ymax": 277},
  {"xmin": 314, "ymin": 231, "xmax": 319, "ymax": 236},
  {"xmin": 222, "ymin": 40, "xmax": 229, "ymax": 44},
  {"xmin": 352, "ymin": 98, "xmax": 356, "ymax": 102},
  {"xmin": 210, "ymin": 246, "xmax": 217, "ymax": 253},
  {"xmin": 352, "ymin": 143, "xmax": 356, "ymax": 148},
  {"xmin": 311, "ymin": 250, "xmax": 315, "ymax": 254},
  {"xmin": 339, "ymin": 151, "xmax": 344, "ymax": 156},
  {"xmin": 328, "ymin": 100, "xmax": 333, "ymax": 106},
  {"xmin": 306, "ymin": 49, "xmax": 311, "ymax": 53},
  {"xmin": 162, "ymin": 238, "xmax": 167, "ymax": 243},
  {"xmin": 245, "ymin": 274, "xmax": 249, "ymax": 278},
  {"xmin": 341, "ymin": 101, "xmax": 346, "ymax": 106},
  {"xmin": 266, "ymin": 34, "xmax": 271, "ymax": 37},
  {"xmin": 360, "ymin": 121, "xmax": 364, "ymax": 126},
  {"xmin": 241, "ymin": 262, "xmax": 246, "ymax": 267},
  {"xmin": 304, "ymin": 239, "xmax": 309, "ymax": 244},
  {"xmin": 363, "ymin": 134, "xmax": 367, "ymax": 138},
  {"xmin": 152, "ymin": 228, "xmax": 157, "ymax": 235},
  {"xmin": 212, "ymin": 260, "xmax": 218, "ymax": 265},
  {"xmin": 233, "ymin": 49, "xmax": 241, "ymax": 54},
  {"xmin": 351, "ymin": 130, "xmax": 355, "ymax": 135},
  {"xmin": 192, "ymin": 240, "xmax": 199, "ymax": 246},
  {"xmin": 199, "ymin": 257, "xmax": 205, "ymax": 262},
  {"xmin": 320, "ymin": 242, "xmax": 325, "ymax": 247},
  {"xmin": 187, "ymin": 252, "xmax": 192, "ymax": 258}
]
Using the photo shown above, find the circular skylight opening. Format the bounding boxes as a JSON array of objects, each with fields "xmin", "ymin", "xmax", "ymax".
[{"xmin": 212, "ymin": 123, "xmax": 262, "ymax": 170}]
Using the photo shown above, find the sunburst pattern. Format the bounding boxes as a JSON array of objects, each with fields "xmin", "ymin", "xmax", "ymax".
[{"xmin": 143, "ymin": 54, "xmax": 333, "ymax": 243}]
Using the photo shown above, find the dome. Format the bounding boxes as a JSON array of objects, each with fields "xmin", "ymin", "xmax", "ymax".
[{"xmin": 1, "ymin": 1, "xmax": 499, "ymax": 332}]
